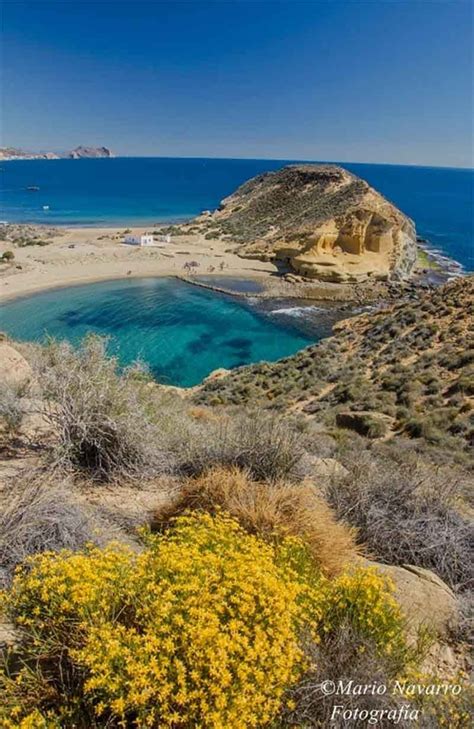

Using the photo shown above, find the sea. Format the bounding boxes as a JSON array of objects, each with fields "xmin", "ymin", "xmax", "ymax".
[
  {"xmin": 0, "ymin": 157, "xmax": 472, "ymax": 385},
  {"xmin": 1, "ymin": 157, "xmax": 473, "ymax": 271}
]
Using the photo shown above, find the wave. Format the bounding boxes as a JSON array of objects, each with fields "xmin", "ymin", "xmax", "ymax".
[
  {"xmin": 269, "ymin": 305, "xmax": 327, "ymax": 318},
  {"xmin": 419, "ymin": 241, "xmax": 465, "ymax": 277}
]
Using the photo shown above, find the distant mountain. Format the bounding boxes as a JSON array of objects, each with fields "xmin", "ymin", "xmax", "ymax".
[
  {"xmin": 0, "ymin": 148, "xmax": 59, "ymax": 161},
  {"xmin": 68, "ymin": 146, "xmax": 114, "ymax": 159},
  {"xmin": 0, "ymin": 145, "xmax": 114, "ymax": 160}
]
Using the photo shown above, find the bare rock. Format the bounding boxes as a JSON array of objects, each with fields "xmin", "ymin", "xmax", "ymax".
[
  {"xmin": 0, "ymin": 620, "xmax": 18, "ymax": 651},
  {"xmin": 368, "ymin": 561, "xmax": 458, "ymax": 638},
  {"xmin": 203, "ymin": 368, "xmax": 231, "ymax": 383},
  {"xmin": 0, "ymin": 343, "xmax": 32, "ymax": 389},
  {"xmin": 309, "ymin": 456, "xmax": 349, "ymax": 479}
]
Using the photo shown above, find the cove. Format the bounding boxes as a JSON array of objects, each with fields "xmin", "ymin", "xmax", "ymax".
[{"xmin": 0, "ymin": 277, "xmax": 330, "ymax": 387}]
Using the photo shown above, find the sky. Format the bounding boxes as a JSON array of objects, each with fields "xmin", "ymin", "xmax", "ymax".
[{"xmin": 1, "ymin": 0, "xmax": 473, "ymax": 167}]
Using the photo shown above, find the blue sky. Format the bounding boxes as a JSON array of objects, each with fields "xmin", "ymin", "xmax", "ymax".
[{"xmin": 2, "ymin": 0, "xmax": 472, "ymax": 167}]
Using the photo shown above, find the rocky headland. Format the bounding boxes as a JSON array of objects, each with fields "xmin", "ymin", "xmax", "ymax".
[{"xmin": 189, "ymin": 164, "xmax": 418, "ymax": 284}]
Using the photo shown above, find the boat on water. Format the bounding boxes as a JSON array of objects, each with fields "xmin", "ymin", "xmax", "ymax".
[
  {"xmin": 43, "ymin": 205, "xmax": 50, "ymax": 211},
  {"xmin": 27, "ymin": 186, "xmax": 40, "ymax": 191}
]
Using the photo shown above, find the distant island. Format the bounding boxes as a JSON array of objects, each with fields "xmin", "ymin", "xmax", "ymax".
[{"xmin": 0, "ymin": 145, "xmax": 114, "ymax": 161}]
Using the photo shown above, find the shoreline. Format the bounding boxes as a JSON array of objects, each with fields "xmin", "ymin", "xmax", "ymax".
[
  {"xmin": 0, "ymin": 222, "xmax": 463, "ymax": 307},
  {"xmin": 0, "ymin": 270, "xmax": 275, "ymax": 305},
  {"xmin": 0, "ymin": 223, "xmax": 282, "ymax": 304}
]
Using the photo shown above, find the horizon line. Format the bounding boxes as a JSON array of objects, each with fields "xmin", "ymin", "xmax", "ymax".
[{"xmin": 3, "ymin": 151, "xmax": 473, "ymax": 172}]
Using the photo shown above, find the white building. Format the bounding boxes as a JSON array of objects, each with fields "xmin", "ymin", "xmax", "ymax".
[
  {"xmin": 124, "ymin": 234, "xmax": 155, "ymax": 246},
  {"xmin": 124, "ymin": 233, "xmax": 171, "ymax": 246}
]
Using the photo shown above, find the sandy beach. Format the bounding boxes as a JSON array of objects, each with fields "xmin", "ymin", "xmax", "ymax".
[
  {"xmin": 1, "ymin": 223, "xmax": 385, "ymax": 305},
  {"xmin": 0, "ymin": 224, "xmax": 279, "ymax": 302}
]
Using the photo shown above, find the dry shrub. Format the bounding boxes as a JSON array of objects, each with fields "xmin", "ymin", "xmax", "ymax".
[
  {"xmin": 35, "ymin": 335, "xmax": 172, "ymax": 482},
  {"xmin": 325, "ymin": 450, "xmax": 474, "ymax": 592},
  {"xmin": 175, "ymin": 411, "xmax": 310, "ymax": 483},
  {"xmin": 282, "ymin": 625, "xmax": 407, "ymax": 728},
  {"xmin": 0, "ymin": 470, "xmax": 109, "ymax": 587},
  {"xmin": 152, "ymin": 466, "xmax": 358, "ymax": 576},
  {"xmin": 0, "ymin": 382, "xmax": 24, "ymax": 435}
]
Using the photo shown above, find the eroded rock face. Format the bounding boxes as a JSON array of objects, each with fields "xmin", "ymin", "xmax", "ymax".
[{"xmin": 207, "ymin": 165, "xmax": 417, "ymax": 283}]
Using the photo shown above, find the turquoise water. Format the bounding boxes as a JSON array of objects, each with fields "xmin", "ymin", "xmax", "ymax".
[
  {"xmin": 0, "ymin": 278, "xmax": 330, "ymax": 387},
  {"xmin": 1, "ymin": 157, "xmax": 472, "ymax": 270}
]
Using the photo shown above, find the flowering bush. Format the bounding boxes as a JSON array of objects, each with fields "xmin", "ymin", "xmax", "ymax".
[
  {"xmin": 316, "ymin": 567, "xmax": 408, "ymax": 659},
  {"xmin": 2, "ymin": 513, "xmax": 308, "ymax": 727},
  {"xmin": 1, "ymin": 513, "xmax": 409, "ymax": 728}
]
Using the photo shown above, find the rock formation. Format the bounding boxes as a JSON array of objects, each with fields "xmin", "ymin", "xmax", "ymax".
[
  {"xmin": 202, "ymin": 165, "xmax": 417, "ymax": 283},
  {"xmin": 68, "ymin": 146, "xmax": 113, "ymax": 159}
]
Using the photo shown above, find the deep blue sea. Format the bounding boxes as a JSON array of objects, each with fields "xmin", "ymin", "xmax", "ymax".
[
  {"xmin": 1, "ymin": 157, "xmax": 473, "ymax": 270},
  {"xmin": 0, "ymin": 278, "xmax": 339, "ymax": 387}
]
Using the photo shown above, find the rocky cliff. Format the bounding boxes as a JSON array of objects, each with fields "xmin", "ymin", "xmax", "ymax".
[{"xmin": 199, "ymin": 165, "xmax": 417, "ymax": 283}]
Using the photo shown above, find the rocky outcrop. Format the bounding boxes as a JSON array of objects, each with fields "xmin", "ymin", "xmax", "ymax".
[
  {"xmin": 0, "ymin": 343, "xmax": 32, "ymax": 389},
  {"xmin": 368, "ymin": 561, "xmax": 459, "ymax": 638},
  {"xmin": 68, "ymin": 146, "xmax": 113, "ymax": 159},
  {"xmin": 203, "ymin": 165, "xmax": 417, "ymax": 283}
]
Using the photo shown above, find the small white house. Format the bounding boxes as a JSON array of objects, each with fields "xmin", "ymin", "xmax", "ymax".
[{"xmin": 124, "ymin": 234, "xmax": 155, "ymax": 247}]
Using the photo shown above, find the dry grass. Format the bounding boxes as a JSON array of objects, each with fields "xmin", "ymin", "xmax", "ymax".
[
  {"xmin": 152, "ymin": 466, "xmax": 358, "ymax": 576},
  {"xmin": 325, "ymin": 449, "xmax": 474, "ymax": 593},
  {"xmin": 0, "ymin": 470, "xmax": 112, "ymax": 587},
  {"xmin": 0, "ymin": 382, "xmax": 24, "ymax": 436},
  {"xmin": 281, "ymin": 625, "xmax": 410, "ymax": 728},
  {"xmin": 174, "ymin": 411, "xmax": 310, "ymax": 483}
]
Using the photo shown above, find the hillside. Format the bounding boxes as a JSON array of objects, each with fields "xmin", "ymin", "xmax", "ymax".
[
  {"xmin": 196, "ymin": 276, "xmax": 474, "ymax": 454},
  {"xmin": 1, "ymin": 279, "xmax": 473, "ymax": 724},
  {"xmin": 192, "ymin": 164, "xmax": 417, "ymax": 283}
]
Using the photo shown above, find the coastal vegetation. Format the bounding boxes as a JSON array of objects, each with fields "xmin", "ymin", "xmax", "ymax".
[
  {"xmin": 196, "ymin": 277, "xmax": 473, "ymax": 456},
  {"xmin": 0, "ymin": 276, "xmax": 472, "ymax": 726}
]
